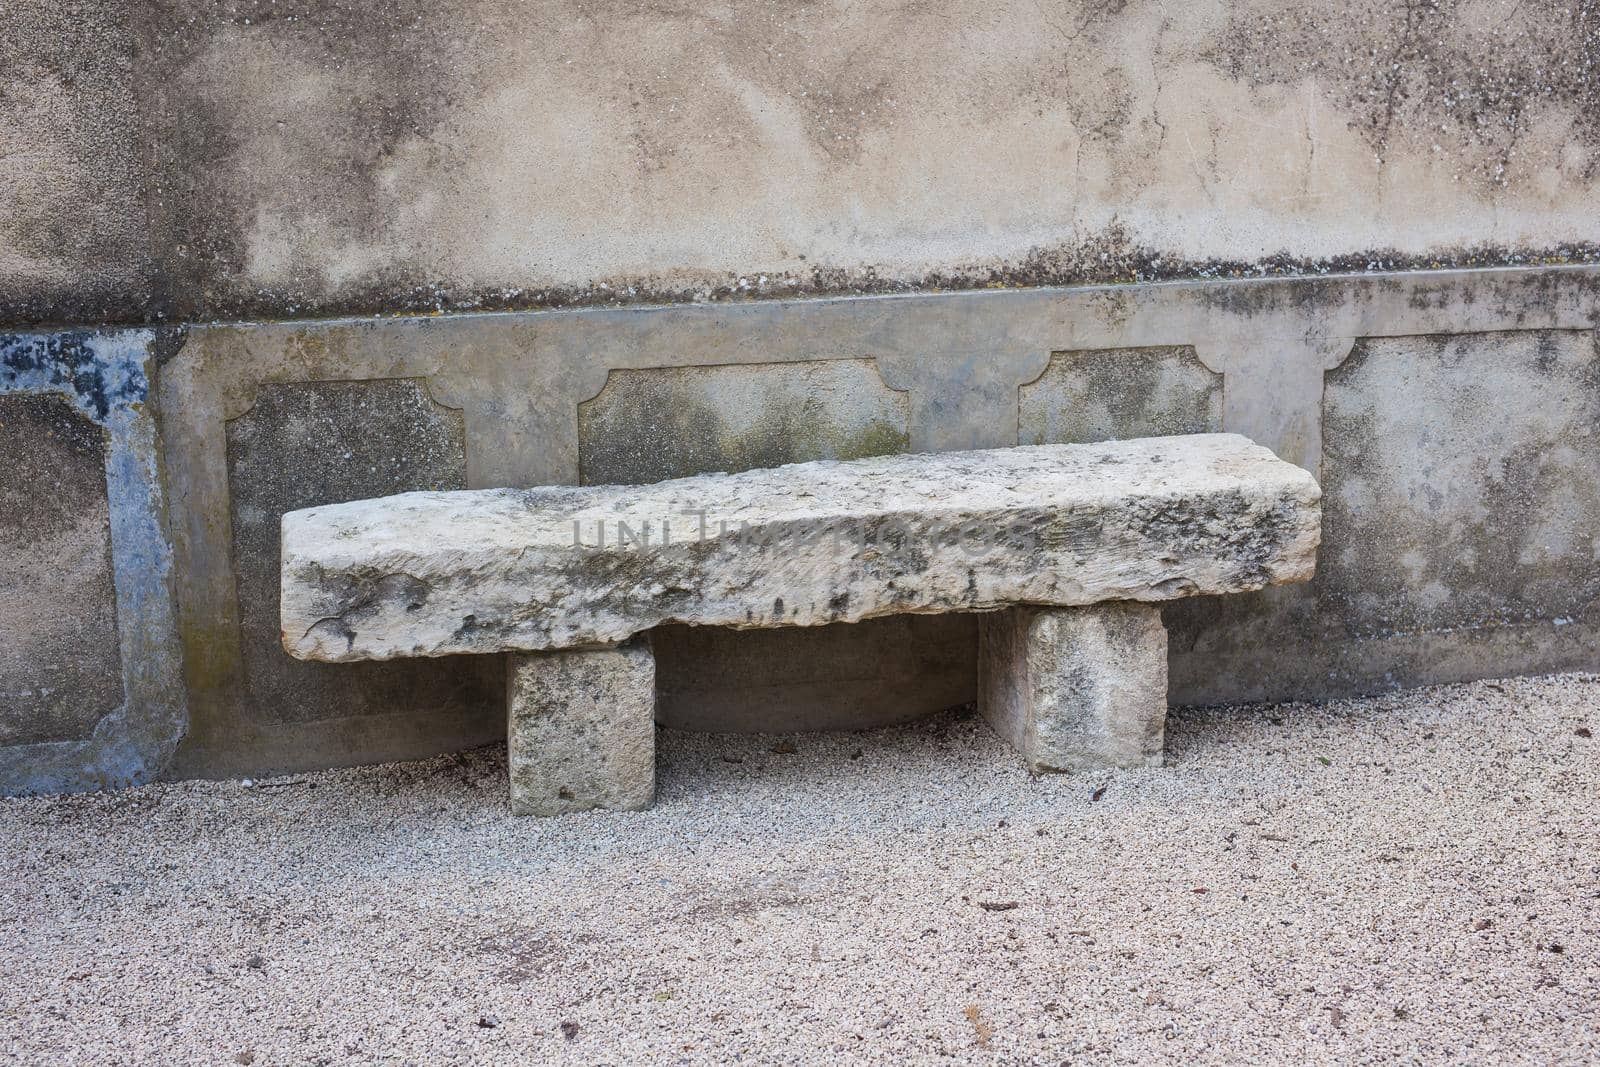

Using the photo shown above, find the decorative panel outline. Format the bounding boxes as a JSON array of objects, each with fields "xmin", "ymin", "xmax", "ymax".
[{"xmin": 0, "ymin": 329, "xmax": 185, "ymax": 792}]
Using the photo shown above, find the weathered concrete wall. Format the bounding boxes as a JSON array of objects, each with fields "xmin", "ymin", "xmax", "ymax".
[
  {"xmin": 157, "ymin": 332, "xmax": 503, "ymax": 779},
  {"xmin": 1324, "ymin": 330, "xmax": 1600, "ymax": 636},
  {"xmin": 6, "ymin": 2, "xmax": 1600, "ymax": 323},
  {"xmin": 0, "ymin": 331, "xmax": 185, "ymax": 792},
  {"xmin": 1, "ymin": 1, "xmax": 151, "ymax": 324},
  {"xmin": 2, "ymin": 268, "xmax": 1596, "ymax": 780},
  {"xmin": 578, "ymin": 359, "xmax": 909, "ymax": 485},
  {"xmin": 0, "ymin": 394, "xmax": 123, "ymax": 747},
  {"xmin": 2, "ymin": 3, "xmax": 1598, "ymax": 782},
  {"xmin": 120, "ymin": 267, "xmax": 1600, "ymax": 775}
]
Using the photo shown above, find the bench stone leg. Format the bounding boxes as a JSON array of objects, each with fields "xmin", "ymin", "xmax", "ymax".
[
  {"xmin": 978, "ymin": 603, "xmax": 1168, "ymax": 773},
  {"xmin": 506, "ymin": 636, "xmax": 656, "ymax": 816}
]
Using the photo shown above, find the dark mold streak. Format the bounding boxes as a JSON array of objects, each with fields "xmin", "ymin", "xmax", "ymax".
[{"xmin": 0, "ymin": 331, "xmax": 149, "ymax": 420}]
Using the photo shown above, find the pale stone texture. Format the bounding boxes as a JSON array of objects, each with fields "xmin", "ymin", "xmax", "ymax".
[
  {"xmin": 979, "ymin": 604, "xmax": 1168, "ymax": 772},
  {"xmin": 506, "ymin": 637, "xmax": 656, "ymax": 816},
  {"xmin": 281, "ymin": 434, "xmax": 1320, "ymax": 663}
]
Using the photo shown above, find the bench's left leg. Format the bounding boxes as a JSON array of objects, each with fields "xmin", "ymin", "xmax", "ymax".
[
  {"xmin": 979, "ymin": 603, "xmax": 1168, "ymax": 773},
  {"xmin": 506, "ymin": 636, "xmax": 656, "ymax": 816}
]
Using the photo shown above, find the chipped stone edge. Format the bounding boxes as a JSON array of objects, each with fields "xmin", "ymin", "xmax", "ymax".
[{"xmin": 0, "ymin": 329, "xmax": 188, "ymax": 794}]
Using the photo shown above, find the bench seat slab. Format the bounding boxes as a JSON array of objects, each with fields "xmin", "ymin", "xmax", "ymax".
[
  {"xmin": 282, "ymin": 434, "xmax": 1319, "ymax": 662},
  {"xmin": 979, "ymin": 604, "xmax": 1168, "ymax": 772},
  {"xmin": 507, "ymin": 637, "xmax": 656, "ymax": 816}
]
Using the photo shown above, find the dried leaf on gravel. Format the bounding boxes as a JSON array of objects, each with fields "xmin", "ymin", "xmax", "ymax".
[
  {"xmin": 771, "ymin": 741, "xmax": 798, "ymax": 754},
  {"xmin": 964, "ymin": 1003, "xmax": 993, "ymax": 1048}
]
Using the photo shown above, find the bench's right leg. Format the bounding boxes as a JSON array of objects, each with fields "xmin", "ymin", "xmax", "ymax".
[
  {"xmin": 506, "ymin": 636, "xmax": 656, "ymax": 816},
  {"xmin": 978, "ymin": 603, "xmax": 1168, "ymax": 773}
]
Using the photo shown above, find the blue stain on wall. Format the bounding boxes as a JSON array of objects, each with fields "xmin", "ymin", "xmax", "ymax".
[
  {"xmin": 0, "ymin": 329, "xmax": 151, "ymax": 417},
  {"xmin": 0, "ymin": 329, "xmax": 188, "ymax": 793}
]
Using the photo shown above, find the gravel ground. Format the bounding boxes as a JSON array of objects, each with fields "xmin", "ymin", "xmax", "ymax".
[{"xmin": 2, "ymin": 673, "xmax": 1597, "ymax": 1066}]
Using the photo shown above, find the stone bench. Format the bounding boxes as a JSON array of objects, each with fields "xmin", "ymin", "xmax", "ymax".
[{"xmin": 280, "ymin": 433, "xmax": 1320, "ymax": 814}]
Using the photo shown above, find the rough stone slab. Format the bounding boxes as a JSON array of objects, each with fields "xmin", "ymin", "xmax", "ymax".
[
  {"xmin": 979, "ymin": 603, "xmax": 1168, "ymax": 772},
  {"xmin": 507, "ymin": 637, "xmax": 656, "ymax": 816},
  {"xmin": 281, "ymin": 433, "xmax": 1320, "ymax": 662}
]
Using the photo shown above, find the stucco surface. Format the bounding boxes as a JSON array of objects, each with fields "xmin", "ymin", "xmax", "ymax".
[
  {"xmin": 1019, "ymin": 346, "xmax": 1223, "ymax": 447},
  {"xmin": 0, "ymin": 395, "xmax": 122, "ymax": 746},
  {"xmin": 225, "ymin": 378, "xmax": 486, "ymax": 728},
  {"xmin": 135, "ymin": 0, "xmax": 1600, "ymax": 320},
  {"xmin": 1321, "ymin": 329, "xmax": 1600, "ymax": 636},
  {"xmin": 0, "ymin": 0, "xmax": 150, "ymax": 325},
  {"xmin": 7, "ymin": 2, "xmax": 1600, "ymax": 323},
  {"xmin": 578, "ymin": 359, "xmax": 908, "ymax": 486}
]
